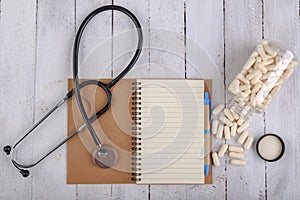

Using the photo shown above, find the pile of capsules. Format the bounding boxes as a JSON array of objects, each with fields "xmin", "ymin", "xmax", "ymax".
[
  {"xmin": 211, "ymin": 39, "xmax": 297, "ymax": 167},
  {"xmin": 228, "ymin": 40, "xmax": 297, "ymax": 111},
  {"xmin": 211, "ymin": 104, "xmax": 252, "ymax": 166}
]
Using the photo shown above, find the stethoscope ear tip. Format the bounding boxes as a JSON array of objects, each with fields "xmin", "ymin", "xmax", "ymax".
[
  {"xmin": 3, "ymin": 145, "xmax": 30, "ymax": 177},
  {"xmin": 3, "ymin": 145, "xmax": 11, "ymax": 155},
  {"xmin": 20, "ymin": 169, "xmax": 30, "ymax": 178}
]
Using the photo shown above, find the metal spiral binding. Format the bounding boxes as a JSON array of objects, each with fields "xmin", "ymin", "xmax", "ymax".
[{"xmin": 131, "ymin": 81, "xmax": 142, "ymax": 182}]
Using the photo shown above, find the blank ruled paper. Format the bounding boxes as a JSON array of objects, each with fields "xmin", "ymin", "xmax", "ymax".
[{"xmin": 135, "ymin": 79, "xmax": 204, "ymax": 184}]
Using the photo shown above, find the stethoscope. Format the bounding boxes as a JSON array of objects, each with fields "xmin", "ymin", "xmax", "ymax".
[{"xmin": 3, "ymin": 5, "xmax": 143, "ymax": 178}]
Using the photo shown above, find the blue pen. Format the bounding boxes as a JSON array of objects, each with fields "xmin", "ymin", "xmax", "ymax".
[{"xmin": 204, "ymin": 92, "xmax": 211, "ymax": 176}]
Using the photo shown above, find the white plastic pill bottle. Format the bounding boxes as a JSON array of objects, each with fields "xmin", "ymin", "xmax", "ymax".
[{"xmin": 228, "ymin": 39, "xmax": 298, "ymax": 120}]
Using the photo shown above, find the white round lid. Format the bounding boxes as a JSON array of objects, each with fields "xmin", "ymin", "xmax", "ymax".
[{"xmin": 257, "ymin": 134, "xmax": 285, "ymax": 161}]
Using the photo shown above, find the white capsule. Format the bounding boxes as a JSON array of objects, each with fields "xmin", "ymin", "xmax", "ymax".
[
  {"xmin": 212, "ymin": 119, "xmax": 219, "ymax": 135},
  {"xmin": 243, "ymin": 57, "xmax": 256, "ymax": 70},
  {"xmin": 270, "ymin": 86, "xmax": 281, "ymax": 96},
  {"xmin": 263, "ymin": 99, "xmax": 271, "ymax": 106},
  {"xmin": 257, "ymin": 44, "xmax": 268, "ymax": 60},
  {"xmin": 237, "ymin": 121, "xmax": 250, "ymax": 134},
  {"xmin": 229, "ymin": 152, "xmax": 244, "ymax": 159},
  {"xmin": 291, "ymin": 60, "xmax": 298, "ymax": 66},
  {"xmin": 244, "ymin": 95, "xmax": 250, "ymax": 101},
  {"xmin": 261, "ymin": 72, "xmax": 273, "ymax": 81},
  {"xmin": 267, "ymin": 71, "xmax": 279, "ymax": 83},
  {"xmin": 263, "ymin": 45, "xmax": 277, "ymax": 57},
  {"xmin": 261, "ymin": 39, "xmax": 269, "ymax": 45},
  {"xmin": 238, "ymin": 101, "xmax": 246, "ymax": 107},
  {"xmin": 243, "ymin": 136, "xmax": 254, "ymax": 150},
  {"xmin": 288, "ymin": 61, "xmax": 297, "ymax": 68},
  {"xmin": 248, "ymin": 68, "xmax": 254, "ymax": 74},
  {"xmin": 257, "ymin": 103, "xmax": 267, "ymax": 111},
  {"xmin": 224, "ymin": 126, "xmax": 231, "ymax": 140},
  {"xmin": 237, "ymin": 118, "xmax": 244, "ymax": 126},
  {"xmin": 237, "ymin": 73, "xmax": 250, "ymax": 84},
  {"xmin": 212, "ymin": 152, "xmax": 220, "ymax": 167},
  {"xmin": 256, "ymin": 56, "xmax": 262, "ymax": 63},
  {"xmin": 229, "ymin": 145, "xmax": 244, "ymax": 153},
  {"xmin": 265, "ymin": 93, "xmax": 272, "ymax": 100},
  {"xmin": 219, "ymin": 116, "xmax": 233, "ymax": 126},
  {"xmin": 239, "ymin": 84, "xmax": 251, "ymax": 91},
  {"xmin": 240, "ymin": 90, "xmax": 251, "ymax": 99},
  {"xmin": 218, "ymin": 144, "xmax": 228, "ymax": 158},
  {"xmin": 266, "ymin": 64, "xmax": 277, "ymax": 71},
  {"xmin": 275, "ymin": 78, "xmax": 284, "ymax": 86},
  {"xmin": 252, "ymin": 82, "xmax": 262, "ymax": 94},
  {"xmin": 250, "ymin": 51, "xmax": 258, "ymax": 58},
  {"xmin": 246, "ymin": 69, "xmax": 261, "ymax": 80},
  {"xmin": 212, "ymin": 104, "xmax": 225, "ymax": 116},
  {"xmin": 255, "ymin": 62, "xmax": 268, "ymax": 74},
  {"xmin": 238, "ymin": 131, "xmax": 249, "ymax": 144},
  {"xmin": 282, "ymin": 68, "xmax": 294, "ymax": 79},
  {"xmin": 250, "ymin": 93, "xmax": 257, "ymax": 106},
  {"xmin": 262, "ymin": 58, "xmax": 275, "ymax": 66},
  {"xmin": 231, "ymin": 111, "xmax": 239, "ymax": 120},
  {"xmin": 230, "ymin": 122, "xmax": 237, "ymax": 137},
  {"xmin": 228, "ymin": 79, "xmax": 240, "ymax": 94},
  {"xmin": 255, "ymin": 106, "xmax": 263, "ymax": 113},
  {"xmin": 216, "ymin": 124, "xmax": 224, "ymax": 139},
  {"xmin": 224, "ymin": 108, "xmax": 234, "ymax": 121},
  {"xmin": 250, "ymin": 73, "xmax": 262, "ymax": 85},
  {"xmin": 230, "ymin": 159, "xmax": 246, "ymax": 166}
]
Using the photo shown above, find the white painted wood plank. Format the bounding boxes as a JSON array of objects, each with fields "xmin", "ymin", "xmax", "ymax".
[
  {"xmin": 76, "ymin": 0, "xmax": 113, "ymax": 79},
  {"xmin": 148, "ymin": 0, "xmax": 187, "ymax": 199},
  {"xmin": 264, "ymin": 0, "xmax": 300, "ymax": 199},
  {"xmin": 224, "ymin": 1, "xmax": 265, "ymax": 199},
  {"xmin": 76, "ymin": 185, "xmax": 111, "ymax": 200},
  {"xmin": 111, "ymin": 184, "xmax": 148, "ymax": 200},
  {"xmin": 111, "ymin": 0, "xmax": 149, "ymax": 199},
  {"xmin": 112, "ymin": 0, "xmax": 149, "ymax": 78},
  {"xmin": 148, "ymin": 0, "xmax": 185, "ymax": 79},
  {"xmin": 31, "ymin": 0, "xmax": 76, "ymax": 199},
  {"xmin": 0, "ymin": 0, "xmax": 36, "ymax": 199},
  {"xmin": 186, "ymin": 1, "xmax": 225, "ymax": 199},
  {"xmin": 2, "ymin": 1, "xmax": 298, "ymax": 199},
  {"xmin": 75, "ymin": 0, "xmax": 113, "ymax": 199}
]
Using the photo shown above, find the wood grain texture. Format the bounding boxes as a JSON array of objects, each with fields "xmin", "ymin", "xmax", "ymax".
[
  {"xmin": 225, "ymin": 1, "xmax": 266, "ymax": 199},
  {"xmin": 75, "ymin": 0, "xmax": 113, "ymax": 79},
  {"xmin": 1, "ymin": 0, "xmax": 300, "ymax": 199},
  {"xmin": 112, "ymin": 0, "xmax": 150, "ymax": 79},
  {"xmin": 32, "ymin": 0, "xmax": 76, "ymax": 199},
  {"xmin": 112, "ymin": 0, "xmax": 149, "ymax": 199},
  {"xmin": 75, "ymin": 0, "xmax": 113, "ymax": 199},
  {"xmin": 264, "ymin": 0, "xmax": 300, "ymax": 199},
  {"xmin": 0, "ymin": 0, "xmax": 36, "ymax": 199},
  {"xmin": 186, "ymin": 0, "xmax": 225, "ymax": 199},
  {"xmin": 147, "ymin": 0, "xmax": 188, "ymax": 199},
  {"xmin": 148, "ymin": 0, "xmax": 185, "ymax": 79}
]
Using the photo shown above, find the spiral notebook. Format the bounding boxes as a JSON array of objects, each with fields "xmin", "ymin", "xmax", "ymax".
[{"xmin": 67, "ymin": 79, "xmax": 212, "ymax": 184}]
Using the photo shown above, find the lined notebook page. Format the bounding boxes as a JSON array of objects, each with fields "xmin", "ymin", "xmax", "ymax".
[{"xmin": 135, "ymin": 79, "xmax": 204, "ymax": 184}]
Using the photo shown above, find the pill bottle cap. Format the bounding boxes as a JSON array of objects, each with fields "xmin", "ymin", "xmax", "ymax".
[{"xmin": 256, "ymin": 133, "xmax": 285, "ymax": 162}]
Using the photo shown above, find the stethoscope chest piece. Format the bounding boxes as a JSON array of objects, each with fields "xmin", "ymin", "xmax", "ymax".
[{"xmin": 93, "ymin": 146, "xmax": 117, "ymax": 168}]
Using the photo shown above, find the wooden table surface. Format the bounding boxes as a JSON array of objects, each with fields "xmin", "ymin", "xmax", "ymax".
[{"xmin": 1, "ymin": 0, "xmax": 299, "ymax": 199}]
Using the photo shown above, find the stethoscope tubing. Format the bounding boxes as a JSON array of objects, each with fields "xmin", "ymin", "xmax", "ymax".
[
  {"xmin": 4, "ymin": 5, "xmax": 143, "ymax": 177},
  {"xmin": 72, "ymin": 5, "xmax": 143, "ymax": 148},
  {"xmin": 9, "ymin": 80, "xmax": 111, "ymax": 169}
]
